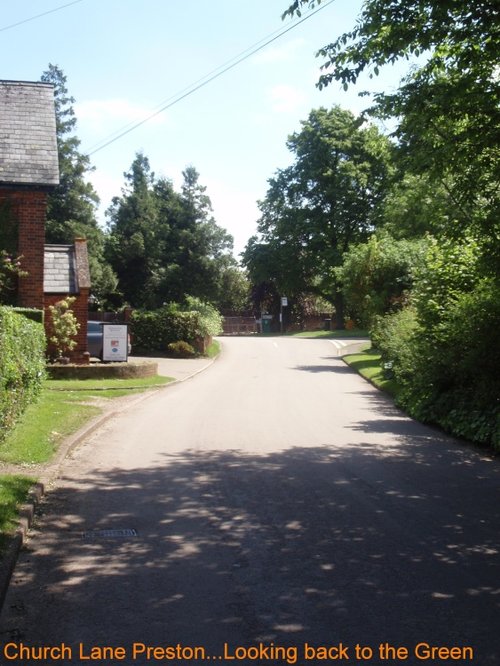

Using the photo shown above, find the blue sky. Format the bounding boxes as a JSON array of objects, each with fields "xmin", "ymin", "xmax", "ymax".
[{"xmin": 1, "ymin": 0, "xmax": 412, "ymax": 258}]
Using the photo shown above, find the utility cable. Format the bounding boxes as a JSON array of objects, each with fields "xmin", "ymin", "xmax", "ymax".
[
  {"xmin": 0, "ymin": 0, "xmax": 84, "ymax": 33},
  {"xmin": 87, "ymin": 0, "xmax": 335, "ymax": 156}
]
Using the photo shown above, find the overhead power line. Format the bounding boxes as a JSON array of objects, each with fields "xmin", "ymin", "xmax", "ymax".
[
  {"xmin": 0, "ymin": 0, "xmax": 85, "ymax": 33},
  {"xmin": 87, "ymin": 0, "xmax": 335, "ymax": 156}
]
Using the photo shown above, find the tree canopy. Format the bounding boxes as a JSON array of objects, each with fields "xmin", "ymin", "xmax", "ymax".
[
  {"xmin": 283, "ymin": 0, "xmax": 500, "ymax": 249},
  {"xmin": 106, "ymin": 154, "xmax": 241, "ymax": 310},
  {"xmin": 243, "ymin": 106, "xmax": 391, "ymax": 325},
  {"xmin": 40, "ymin": 64, "xmax": 118, "ymax": 302}
]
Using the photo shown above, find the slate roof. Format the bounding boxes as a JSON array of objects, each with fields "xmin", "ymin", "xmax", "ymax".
[
  {"xmin": 44, "ymin": 245, "xmax": 78, "ymax": 294},
  {"xmin": 0, "ymin": 80, "xmax": 59, "ymax": 187}
]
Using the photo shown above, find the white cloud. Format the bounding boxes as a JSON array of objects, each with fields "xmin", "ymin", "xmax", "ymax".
[
  {"xmin": 269, "ymin": 84, "xmax": 306, "ymax": 113},
  {"xmin": 252, "ymin": 38, "xmax": 306, "ymax": 65}
]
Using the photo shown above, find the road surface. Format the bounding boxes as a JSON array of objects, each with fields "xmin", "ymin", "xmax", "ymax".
[{"xmin": 0, "ymin": 336, "xmax": 499, "ymax": 665}]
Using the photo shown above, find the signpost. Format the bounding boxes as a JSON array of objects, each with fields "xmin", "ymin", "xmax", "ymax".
[
  {"xmin": 280, "ymin": 296, "xmax": 288, "ymax": 334},
  {"xmin": 102, "ymin": 324, "xmax": 129, "ymax": 362}
]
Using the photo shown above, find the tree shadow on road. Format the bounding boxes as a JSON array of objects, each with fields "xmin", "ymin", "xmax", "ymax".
[{"xmin": 1, "ymin": 420, "xmax": 499, "ymax": 663}]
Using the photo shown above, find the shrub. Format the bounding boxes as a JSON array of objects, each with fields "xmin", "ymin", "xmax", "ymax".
[
  {"xmin": 371, "ymin": 306, "xmax": 419, "ymax": 381},
  {"xmin": 48, "ymin": 297, "xmax": 80, "ymax": 360},
  {"xmin": 167, "ymin": 341, "xmax": 196, "ymax": 358},
  {"xmin": 0, "ymin": 306, "xmax": 46, "ymax": 443},
  {"xmin": 182, "ymin": 296, "xmax": 223, "ymax": 336},
  {"xmin": 131, "ymin": 300, "xmax": 222, "ymax": 352},
  {"xmin": 402, "ymin": 279, "xmax": 500, "ymax": 448},
  {"xmin": 12, "ymin": 307, "xmax": 44, "ymax": 324},
  {"xmin": 338, "ymin": 233, "xmax": 429, "ymax": 328}
]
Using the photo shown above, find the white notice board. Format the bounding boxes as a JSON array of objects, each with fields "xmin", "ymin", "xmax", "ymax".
[{"xmin": 102, "ymin": 324, "xmax": 128, "ymax": 362}]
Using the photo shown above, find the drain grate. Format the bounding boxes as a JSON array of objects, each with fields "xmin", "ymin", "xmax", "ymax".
[{"xmin": 82, "ymin": 528, "xmax": 138, "ymax": 540}]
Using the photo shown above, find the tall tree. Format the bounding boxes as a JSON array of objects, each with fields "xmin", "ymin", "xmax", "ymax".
[
  {"xmin": 107, "ymin": 156, "xmax": 237, "ymax": 309},
  {"xmin": 283, "ymin": 1, "xmax": 500, "ymax": 251},
  {"xmin": 40, "ymin": 64, "xmax": 117, "ymax": 301},
  {"xmin": 106, "ymin": 153, "xmax": 161, "ymax": 308},
  {"xmin": 244, "ymin": 106, "xmax": 391, "ymax": 326}
]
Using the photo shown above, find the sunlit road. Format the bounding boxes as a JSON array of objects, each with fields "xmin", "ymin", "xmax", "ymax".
[{"xmin": 1, "ymin": 337, "xmax": 499, "ymax": 665}]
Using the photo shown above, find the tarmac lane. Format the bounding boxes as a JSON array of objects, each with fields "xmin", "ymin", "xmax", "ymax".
[{"xmin": 0, "ymin": 336, "xmax": 499, "ymax": 665}]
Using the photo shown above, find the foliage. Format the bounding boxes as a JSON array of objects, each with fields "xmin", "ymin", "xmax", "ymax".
[
  {"xmin": 167, "ymin": 341, "xmax": 197, "ymax": 358},
  {"xmin": 342, "ymin": 349, "xmax": 399, "ymax": 398},
  {"xmin": 40, "ymin": 65, "xmax": 118, "ymax": 303},
  {"xmin": 411, "ymin": 236, "xmax": 482, "ymax": 330},
  {"xmin": 380, "ymin": 174, "xmax": 452, "ymax": 240},
  {"xmin": 0, "ymin": 475, "xmax": 35, "ymax": 551},
  {"xmin": 106, "ymin": 155, "xmax": 237, "ymax": 310},
  {"xmin": 338, "ymin": 233, "xmax": 429, "ymax": 327},
  {"xmin": 243, "ymin": 106, "xmax": 392, "ymax": 327},
  {"xmin": 182, "ymin": 297, "xmax": 223, "ymax": 336},
  {"xmin": 284, "ymin": 0, "xmax": 500, "ymax": 252},
  {"xmin": 131, "ymin": 301, "xmax": 222, "ymax": 353},
  {"xmin": 11, "ymin": 308, "xmax": 44, "ymax": 324},
  {"xmin": 371, "ymin": 238, "xmax": 500, "ymax": 448},
  {"xmin": 48, "ymin": 297, "xmax": 80, "ymax": 359},
  {"xmin": 1, "ymin": 377, "xmax": 172, "ymax": 466},
  {"xmin": 0, "ymin": 307, "xmax": 46, "ymax": 445},
  {"xmin": 0, "ymin": 251, "xmax": 27, "ymax": 304},
  {"xmin": 370, "ymin": 306, "xmax": 420, "ymax": 382}
]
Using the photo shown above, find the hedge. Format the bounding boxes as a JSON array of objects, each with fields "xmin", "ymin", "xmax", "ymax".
[
  {"xmin": 0, "ymin": 306, "xmax": 46, "ymax": 443},
  {"xmin": 12, "ymin": 307, "xmax": 44, "ymax": 324},
  {"xmin": 130, "ymin": 303, "xmax": 222, "ymax": 353}
]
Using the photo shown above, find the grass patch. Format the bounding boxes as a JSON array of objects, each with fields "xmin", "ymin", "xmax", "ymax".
[
  {"xmin": 0, "ymin": 475, "xmax": 36, "ymax": 553},
  {"xmin": 45, "ymin": 375, "xmax": 173, "ymax": 396},
  {"xmin": 291, "ymin": 329, "xmax": 369, "ymax": 339},
  {"xmin": 343, "ymin": 348, "xmax": 400, "ymax": 398},
  {"xmin": 205, "ymin": 339, "xmax": 221, "ymax": 359},
  {"xmin": 0, "ymin": 375, "xmax": 174, "ymax": 465}
]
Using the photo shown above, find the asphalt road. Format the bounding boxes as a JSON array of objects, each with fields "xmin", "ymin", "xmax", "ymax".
[{"xmin": 0, "ymin": 336, "xmax": 499, "ymax": 665}]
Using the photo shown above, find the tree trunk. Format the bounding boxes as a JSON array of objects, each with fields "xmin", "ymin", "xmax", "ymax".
[{"xmin": 334, "ymin": 290, "xmax": 345, "ymax": 330}]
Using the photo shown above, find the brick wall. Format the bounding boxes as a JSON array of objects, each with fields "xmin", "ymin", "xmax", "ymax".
[{"xmin": 0, "ymin": 188, "xmax": 47, "ymax": 309}]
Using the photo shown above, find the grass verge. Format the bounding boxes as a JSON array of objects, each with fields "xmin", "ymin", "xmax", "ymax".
[
  {"xmin": 343, "ymin": 348, "xmax": 400, "ymax": 398},
  {"xmin": 0, "ymin": 374, "xmax": 174, "ymax": 556},
  {"xmin": 291, "ymin": 329, "xmax": 369, "ymax": 339},
  {"xmin": 205, "ymin": 339, "xmax": 221, "ymax": 358},
  {"xmin": 0, "ymin": 375, "xmax": 173, "ymax": 466},
  {"xmin": 0, "ymin": 475, "xmax": 36, "ymax": 553}
]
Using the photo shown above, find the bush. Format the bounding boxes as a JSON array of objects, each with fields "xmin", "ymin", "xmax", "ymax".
[
  {"xmin": 48, "ymin": 297, "xmax": 80, "ymax": 360},
  {"xmin": 167, "ymin": 341, "xmax": 196, "ymax": 358},
  {"xmin": 131, "ymin": 300, "xmax": 222, "ymax": 353},
  {"xmin": 338, "ymin": 233, "xmax": 429, "ymax": 328},
  {"xmin": 12, "ymin": 307, "xmax": 44, "ymax": 324},
  {"xmin": 371, "ymin": 306, "xmax": 419, "ymax": 381},
  {"xmin": 403, "ymin": 279, "xmax": 500, "ymax": 448},
  {"xmin": 372, "ymin": 273, "xmax": 500, "ymax": 449},
  {"xmin": 0, "ymin": 306, "xmax": 46, "ymax": 443}
]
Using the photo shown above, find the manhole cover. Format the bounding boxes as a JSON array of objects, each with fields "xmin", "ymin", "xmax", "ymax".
[{"xmin": 82, "ymin": 528, "xmax": 138, "ymax": 540}]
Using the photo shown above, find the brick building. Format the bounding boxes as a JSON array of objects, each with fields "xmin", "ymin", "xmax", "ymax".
[{"xmin": 0, "ymin": 79, "xmax": 90, "ymax": 360}]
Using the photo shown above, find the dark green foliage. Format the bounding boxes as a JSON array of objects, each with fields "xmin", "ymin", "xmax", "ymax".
[
  {"xmin": 284, "ymin": 0, "xmax": 500, "ymax": 252},
  {"xmin": 397, "ymin": 281, "xmax": 500, "ymax": 448},
  {"xmin": 106, "ymin": 155, "xmax": 236, "ymax": 310},
  {"xmin": 130, "ymin": 301, "xmax": 222, "ymax": 353},
  {"xmin": 12, "ymin": 308, "xmax": 44, "ymax": 324},
  {"xmin": 0, "ymin": 307, "xmax": 46, "ymax": 443},
  {"xmin": 243, "ymin": 106, "xmax": 392, "ymax": 326},
  {"xmin": 371, "ymin": 241, "xmax": 500, "ymax": 449},
  {"xmin": 40, "ymin": 65, "xmax": 118, "ymax": 303},
  {"xmin": 371, "ymin": 306, "xmax": 419, "ymax": 382},
  {"xmin": 338, "ymin": 233, "xmax": 429, "ymax": 327}
]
